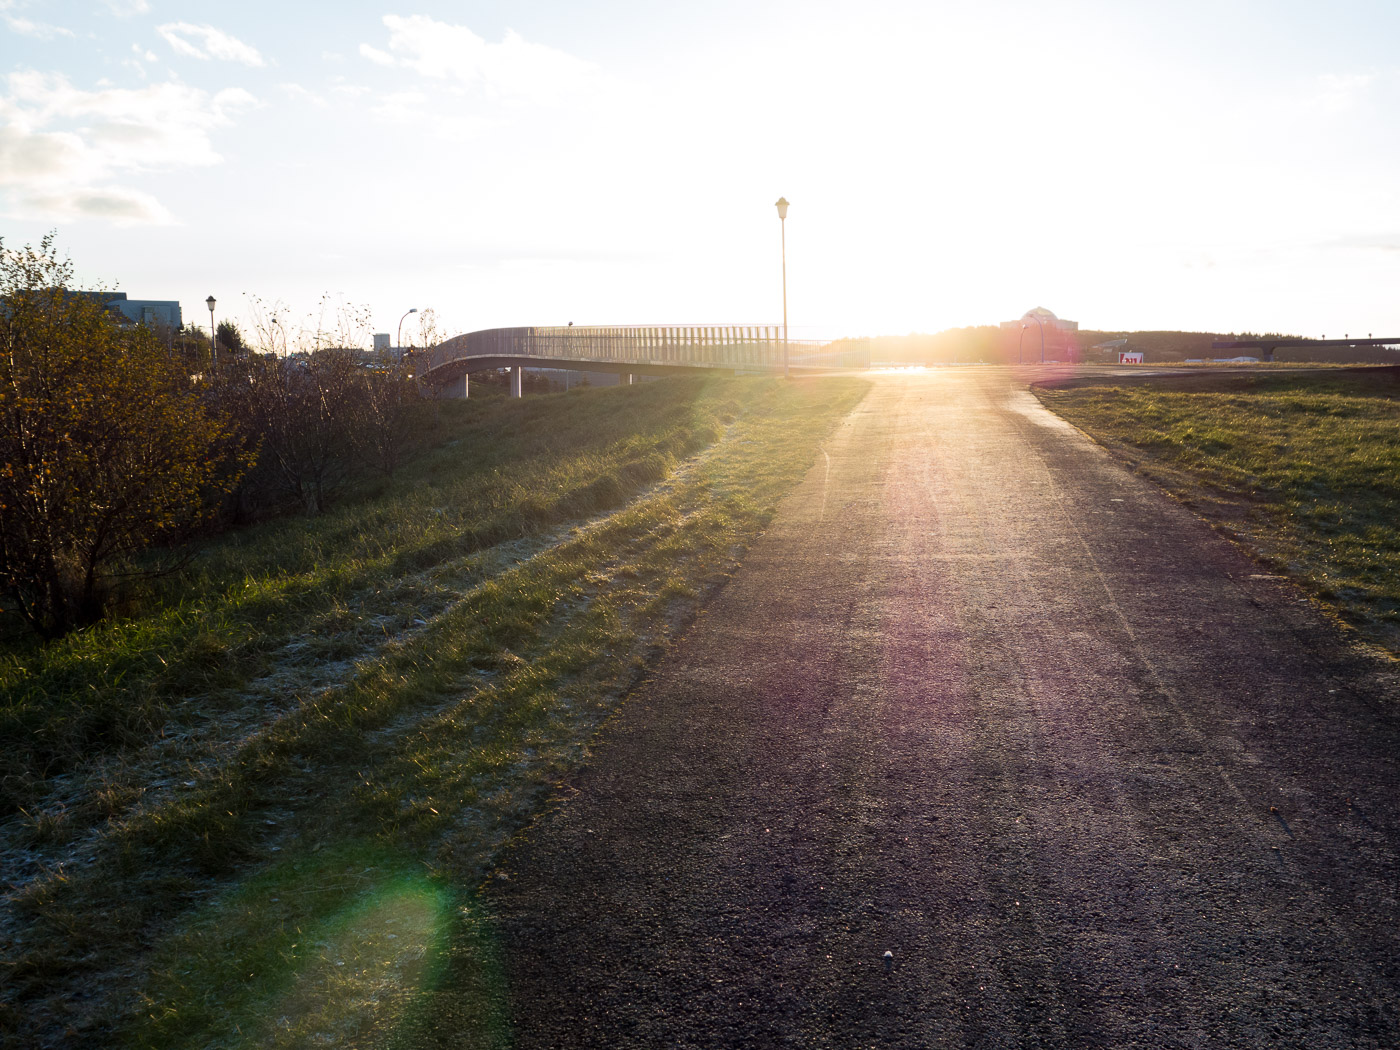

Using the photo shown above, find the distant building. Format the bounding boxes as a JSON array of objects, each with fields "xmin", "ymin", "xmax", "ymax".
[
  {"xmin": 72, "ymin": 291, "xmax": 183, "ymax": 330},
  {"xmin": 999, "ymin": 307, "xmax": 1079, "ymax": 362}
]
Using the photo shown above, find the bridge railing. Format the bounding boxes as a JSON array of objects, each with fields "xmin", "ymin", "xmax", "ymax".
[{"xmin": 421, "ymin": 325, "xmax": 869, "ymax": 377}]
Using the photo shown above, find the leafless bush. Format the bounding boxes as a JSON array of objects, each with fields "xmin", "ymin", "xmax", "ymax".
[{"xmin": 211, "ymin": 296, "xmax": 429, "ymax": 516}]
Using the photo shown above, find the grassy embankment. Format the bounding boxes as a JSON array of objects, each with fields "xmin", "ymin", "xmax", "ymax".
[
  {"xmin": 1034, "ymin": 368, "xmax": 1400, "ymax": 652},
  {"xmin": 0, "ymin": 374, "xmax": 868, "ymax": 1049}
]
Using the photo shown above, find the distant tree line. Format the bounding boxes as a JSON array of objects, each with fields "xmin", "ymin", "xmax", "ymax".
[
  {"xmin": 1080, "ymin": 330, "xmax": 1400, "ymax": 364},
  {"xmin": 835, "ymin": 327, "xmax": 1400, "ymax": 366},
  {"xmin": 0, "ymin": 235, "xmax": 437, "ymax": 638}
]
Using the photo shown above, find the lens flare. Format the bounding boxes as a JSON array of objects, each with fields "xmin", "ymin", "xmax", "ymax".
[
  {"xmin": 250, "ymin": 875, "xmax": 450, "ymax": 1047},
  {"xmin": 141, "ymin": 842, "xmax": 512, "ymax": 1049}
]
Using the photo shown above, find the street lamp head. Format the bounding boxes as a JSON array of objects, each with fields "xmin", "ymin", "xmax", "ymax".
[
  {"xmin": 206, "ymin": 295, "xmax": 216, "ymax": 311},
  {"xmin": 775, "ymin": 197, "xmax": 789, "ymax": 221},
  {"xmin": 397, "ymin": 308, "xmax": 419, "ymax": 350}
]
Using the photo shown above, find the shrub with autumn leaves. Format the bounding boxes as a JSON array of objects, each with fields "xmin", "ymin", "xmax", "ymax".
[{"xmin": 0, "ymin": 235, "xmax": 249, "ymax": 637}]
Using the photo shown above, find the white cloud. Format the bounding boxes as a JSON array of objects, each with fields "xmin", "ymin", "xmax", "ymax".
[
  {"xmin": 369, "ymin": 89, "xmax": 428, "ymax": 116},
  {"xmin": 360, "ymin": 16, "xmax": 597, "ymax": 105},
  {"xmin": 3, "ymin": 14, "xmax": 74, "ymax": 39},
  {"xmin": 156, "ymin": 22, "xmax": 265, "ymax": 67},
  {"xmin": 329, "ymin": 78, "xmax": 369, "ymax": 100},
  {"xmin": 359, "ymin": 43, "xmax": 394, "ymax": 68},
  {"xmin": 100, "ymin": 0, "xmax": 150, "ymax": 15},
  {"xmin": 121, "ymin": 43, "xmax": 159, "ymax": 78},
  {"xmin": 23, "ymin": 185, "xmax": 172, "ymax": 225},
  {"xmin": 0, "ymin": 71, "xmax": 256, "ymax": 224},
  {"xmin": 0, "ymin": 122, "xmax": 90, "ymax": 184},
  {"xmin": 279, "ymin": 82, "xmax": 327, "ymax": 108}
]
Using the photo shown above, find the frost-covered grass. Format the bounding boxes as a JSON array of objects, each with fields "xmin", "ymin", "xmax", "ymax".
[{"xmin": 0, "ymin": 375, "xmax": 868, "ymax": 1048}]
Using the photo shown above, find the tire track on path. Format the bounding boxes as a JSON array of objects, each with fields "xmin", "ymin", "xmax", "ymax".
[{"xmin": 427, "ymin": 370, "xmax": 1400, "ymax": 1049}]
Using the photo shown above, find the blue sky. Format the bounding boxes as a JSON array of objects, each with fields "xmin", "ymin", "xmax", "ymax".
[{"xmin": 4, "ymin": 0, "xmax": 1400, "ymax": 344}]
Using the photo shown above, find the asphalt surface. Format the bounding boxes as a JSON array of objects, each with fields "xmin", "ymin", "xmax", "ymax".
[{"xmin": 478, "ymin": 369, "xmax": 1400, "ymax": 1048}]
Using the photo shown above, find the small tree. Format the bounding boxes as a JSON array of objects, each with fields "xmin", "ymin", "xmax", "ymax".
[
  {"xmin": 216, "ymin": 319, "xmax": 247, "ymax": 356},
  {"xmin": 0, "ymin": 234, "xmax": 247, "ymax": 637},
  {"xmin": 171, "ymin": 323, "xmax": 212, "ymax": 374}
]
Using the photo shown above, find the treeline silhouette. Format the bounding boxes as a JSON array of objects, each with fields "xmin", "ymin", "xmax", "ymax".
[
  {"xmin": 830, "ymin": 327, "xmax": 1400, "ymax": 365},
  {"xmin": 828, "ymin": 327, "xmax": 1004, "ymax": 364}
]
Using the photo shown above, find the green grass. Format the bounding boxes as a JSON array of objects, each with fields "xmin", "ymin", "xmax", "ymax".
[
  {"xmin": 0, "ymin": 385, "xmax": 726, "ymax": 803},
  {"xmin": 0, "ymin": 374, "xmax": 868, "ymax": 1049},
  {"xmin": 1034, "ymin": 368, "xmax": 1400, "ymax": 650}
]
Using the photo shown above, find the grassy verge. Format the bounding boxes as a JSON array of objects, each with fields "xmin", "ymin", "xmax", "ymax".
[
  {"xmin": 1034, "ymin": 368, "xmax": 1400, "ymax": 651},
  {"xmin": 1, "ymin": 375, "xmax": 869, "ymax": 1048},
  {"xmin": 1, "ymin": 382, "xmax": 724, "ymax": 801}
]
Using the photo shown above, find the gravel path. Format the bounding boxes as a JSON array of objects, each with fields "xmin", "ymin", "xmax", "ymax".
[{"xmin": 472, "ymin": 370, "xmax": 1400, "ymax": 1048}]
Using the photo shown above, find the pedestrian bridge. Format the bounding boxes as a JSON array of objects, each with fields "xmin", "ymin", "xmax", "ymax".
[{"xmin": 417, "ymin": 325, "xmax": 868, "ymax": 396}]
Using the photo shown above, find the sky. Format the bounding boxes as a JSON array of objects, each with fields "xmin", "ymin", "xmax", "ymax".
[{"xmin": 4, "ymin": 0, "xmax": 1400, "ymax": 345}]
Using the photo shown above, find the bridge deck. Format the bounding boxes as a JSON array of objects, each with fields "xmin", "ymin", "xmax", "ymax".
[{"xmin": 419, "ymin": 325, "xmax": 867, "ymax": 384}]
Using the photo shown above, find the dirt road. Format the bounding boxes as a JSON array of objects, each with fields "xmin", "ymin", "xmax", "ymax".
[{"xmin": 471, "ymin": 370, "xmax": 1400, "ymax": 1048}]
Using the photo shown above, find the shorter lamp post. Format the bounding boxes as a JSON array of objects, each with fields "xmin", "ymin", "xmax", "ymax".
[
  {"xmin": 775, "ymin": 197, "xmax": 789, "ymax": 378},
  {"xmin": 206, "ymin": 295, "xmax": 217, "ymax": 369},
  {"xmin": 398, "ymin": 308, "xmax": 418, "ymax": 352}
]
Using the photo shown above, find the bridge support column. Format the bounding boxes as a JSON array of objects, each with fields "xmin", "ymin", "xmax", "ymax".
[
  {"xmin": 510, "ymin": 366, "xmax": 523, "ymax": 398},
  {"xmin": 625, "ymin": 373, "xmax": 635, "ymax": 385},
  {"xmin": 446, "ymin": 372, "xmax": 468, "ymax": 399}
]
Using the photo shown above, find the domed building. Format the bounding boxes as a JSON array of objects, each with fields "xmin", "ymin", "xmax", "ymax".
[{"xmin": 998, "ymin": 307, "xmax": 1080, "ymax": 362}]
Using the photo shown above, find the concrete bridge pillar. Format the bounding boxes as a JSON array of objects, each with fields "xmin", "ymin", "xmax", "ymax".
[
  {"xmin": 446, "ymin": 372, "xmax": 469, "ymax": 399},
  {"xmin": 510, "ymin": 365, "xmax": 523, "ymax": 398}
]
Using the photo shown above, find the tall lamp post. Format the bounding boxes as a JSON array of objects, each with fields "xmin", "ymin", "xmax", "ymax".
[
  {"xmin": 398, "ymin": 308, "xmax": 418, "ymax": 353},
  {"xmin": 775, "ymin": 197, "xmax": 789, "ymax": 378},
  {"xmin": 206, "ymin": 295, "xmax": 217, "ymax": 369}
]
